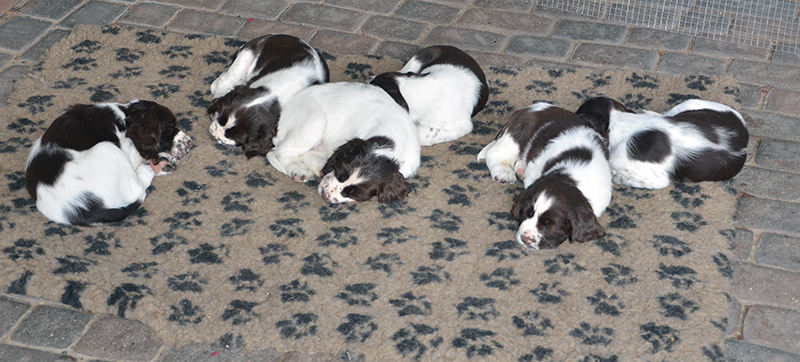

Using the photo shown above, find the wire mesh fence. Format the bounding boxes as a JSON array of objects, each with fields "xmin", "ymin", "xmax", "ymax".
[{"xmin": 526, "ymin": 0, "xmax": 800, "ymax": 54}]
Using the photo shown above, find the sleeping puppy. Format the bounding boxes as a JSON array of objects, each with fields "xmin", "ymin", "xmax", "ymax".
[
  {"xmin": 576, "ymin": 97, "xmax": 748, "ymax": 189},
  {"xmin": 207, "ymin": 34, "xmax": 329, "ymax": 158},
  {"xmin": 25, "ymin": 101, "xmax": 192, "ymax": 226},
  {"xmin": 477, "ymin": 102, "xmax": 611, "ymax": 250},
  {"xmin": 265, "ymin": 82, "xmax": 421, "ymax": 203},
  {"xmin": 369, "ymin": 45, "xmax": 489, "ymax": 146}
]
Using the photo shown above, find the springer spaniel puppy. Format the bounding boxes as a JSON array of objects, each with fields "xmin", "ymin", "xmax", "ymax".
[
  {"xmin": 369, "ymin": 45, "xmax": 489, "ymax": 146},
  {"xmin": 477, "ymin": 102, "xmax": 611, "ymax": 250},
  {"xmin": 265, "ymin": 82, "xmax": 421, "ymax": 203},
  {"xmin": 207, "ymin": 34, "xmax": 329, "ymax": 158},
  {"xmin": 25, "ymin": 101, "xmax": 192, "ymax": 226},
  {"xmin": 576, "ymin": 97, "xmax": 748, "ymax": 189}
]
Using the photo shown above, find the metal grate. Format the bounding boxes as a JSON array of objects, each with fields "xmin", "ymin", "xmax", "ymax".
[{"xmin": 529, "ymin": 0, "xmax": 800, "ymax": 54}]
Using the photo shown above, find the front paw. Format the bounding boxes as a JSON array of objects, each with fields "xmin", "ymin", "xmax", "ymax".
[
  {"xmin": 150, "ymin": 158, "xmax": 175, "ymax": 175},
  {"xmin": 286, "ymin": 163, "xmax": 315, "ymax": 183},
  {"xmin": 490, "ymin": 167, "xmax": 517, "ymax": 185}
]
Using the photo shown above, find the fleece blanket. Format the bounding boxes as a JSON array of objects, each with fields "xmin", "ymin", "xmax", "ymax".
[{"xmin": 0, "ymin": 25, "xmax": 744, "ymax": 361}]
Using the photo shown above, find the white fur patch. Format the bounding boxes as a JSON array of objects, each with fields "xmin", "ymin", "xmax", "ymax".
[
  {"xmin": 318, "ymin": 170, "xmax": 367, "ymax": 203},
  {"xmin": 516, "ymin": 192, "xmax": 555, "ymax": 251}
]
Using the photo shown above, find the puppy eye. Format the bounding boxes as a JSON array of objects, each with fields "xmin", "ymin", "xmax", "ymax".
[
  {"xmin": 527, "ymin": 208, "xmax": 535, "ymax": 218},
  {"xmin": 542, "ymin": 219, "xmax": 550, "ymax": 228}
]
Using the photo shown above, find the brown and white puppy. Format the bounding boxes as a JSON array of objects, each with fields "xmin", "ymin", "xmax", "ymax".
[
  {"xmin": 369, "ymin": 45, "xmax": 489, "ymax": 146},
  {"xmin": 207, "ymin": 34, "xmax": 329, "ymax": 158},
  {"xmin": 576, "ymin": 97, "xmax": 748, "ymax": 189},
  {"xmin": 478, "ymin": 102, "xmax": 611, "ymax": 250},
  {"xmin": 25, "ymin": 100, "xmax": 192, "ymax": 226}
]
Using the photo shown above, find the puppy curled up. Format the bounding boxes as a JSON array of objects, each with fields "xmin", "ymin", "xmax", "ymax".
[
  {"xmin": 478, "ymin": 102, "xmax": 612, "ymax": 250},
  {"xmin": 25, "ymin": 101, "xmax": 192, "ymax": 226}
]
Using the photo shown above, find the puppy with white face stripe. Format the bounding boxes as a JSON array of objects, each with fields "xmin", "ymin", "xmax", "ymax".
[
  {"xmin": 576, "ymin": 97, "xmax": 748, "ymax": 189},
  {"xmin": 207, "ymin": 34, "xmax": 329, "ymax": 158},
  {"xmin": 478, "ymin": 102, "xmax": 611, "ymax": 250}
]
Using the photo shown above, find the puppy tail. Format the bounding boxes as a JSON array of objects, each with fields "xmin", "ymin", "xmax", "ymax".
[{"xmin": 67, "ymin": 194, "xmax": 142, "ymax": 226}]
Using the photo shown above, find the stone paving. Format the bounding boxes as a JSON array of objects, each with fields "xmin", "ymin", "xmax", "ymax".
[{"xmin": 0, "ymin": 0, "xmax": 799, "ymax": 361}]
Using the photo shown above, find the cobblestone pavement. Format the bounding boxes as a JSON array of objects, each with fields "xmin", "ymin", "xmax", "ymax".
[{"xmin": 1, "ymin": 0, "xmax": 799, "ymax": 361}]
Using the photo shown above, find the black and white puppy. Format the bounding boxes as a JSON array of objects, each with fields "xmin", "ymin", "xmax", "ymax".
[
  {"xmin": 576, "ymin": 97, "xmax": 748, "ymax": 189},
  {"xmin": 369, "ymin": 45, "xmax": 489, "ymax": 146},
  {"xmin": 478, "ymin": 102, "xmax": 611, "ymax": 250},
  {"xmin": 207, "ymin": 34, "xmax": 329, "ymax": 158},
  {"xmin": 265, "ymin": 82, "xmax": 421, "ymax": 203},
  {"xmin": 25, "ymin": 101, "xmax": 192, "ymax": 226}
]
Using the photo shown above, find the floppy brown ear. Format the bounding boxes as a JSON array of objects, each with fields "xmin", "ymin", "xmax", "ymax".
[
  {"xmin": 242, "ymin": 102, "xmax": 280, "ymax": 159},
  {"xmin": 126, "ymin": 108, "xmax": 161, "ymax": 162},
  {"xmin": 568, "ymin": 205, "xmax": 606, "ymax": 243},
  {"xmin": 378, "ymin": 171, "xmax": 409, "ymax": 203}
]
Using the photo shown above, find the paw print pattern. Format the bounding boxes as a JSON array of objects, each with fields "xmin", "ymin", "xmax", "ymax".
[
  {"xmin": 164, "ymin": 211, "xmax": 202, "ymax": 231},
  {"xmin": 640, "ymin": 322, "xmax": 680, "ymax": 353},
  {"xmin": 337, "ymin": 314, "xmax": 378, "ymax": 343},
  {"xmin": 17, "ymin": 95, "xmax": 55, "ymax": 115},
  {"xmin": 411, "ymin": 264, "xmax": 450, "ymax": 285},
  {"xmin": 452, "ymin": 328, "xmax": 503, "ymax": 358},
  {"xmin": 135, "ymin": 30, "xmax": 163, "ymax": 44},
  {"xmin": 544, "ymin": 253, "xmax": 586, "ymax": 276},
  {"xmin": 7, "ymin": 118, "xmax": 45, "ymax": 135},
  {"xmin": 650, "ymin": 235, "xmax": 693, "ymax": 258},
  {"xmin": 300, "ymin": 253, "xmax": 338, "ymax": 277},
  {"xmin": 115, "ymin": 48, "xmax": 145, "ymax": 63},
  {"xmin": 518, "ymin": 346, "xmax": 554, "ymax": 362},
  {"xmin": 389, "ymin": 292, "xmax": 432, "ymax": 317},
  {"xmin": 619, "ymin": 93, "xmax": 652, "ymax": 110},
  {"xmin": 586, "ymin": 73, "xmax": 612, "ymax": 87},
  {"xmin": 316, "ymin": 226, "xmax": 357, "ymax": 248},
  {"xmin": 569, "ymin": 322, "xmax": 614, "ymax": 346},
  {"xmin": 482, "ymin": 100, "xmax": 514, "ymax": 115},
  {"xmin": 364, "ymin": 253, "xmax": 403, "ymax": 275},
  {"xmin": 666, "ymin": 93, "xmax": 700, "ymax": 106},
  {"xmin": 279, "ymin": 279, "xmax": 316, "ymax": 303},
  {"xmin": 276, "ymin": 313, "xmax": 318, "ymax": 339},
  {"xmin": 455, "ymin": 297, "xmax": 499, "ymax": 321},
  {"xmin": 319, "ymin": 203, "xmax": 358, "ymax": 222},
  {"xmin": 53, "ymin": 255, "xmax": 96, "ymax": 274},
  {"xmin": 221, "ymin": 192, "xmax": 253, "ymax": 213},
  {"xmin": 378, "ymin": 201, "xmax": 417, "ymax": 218},
  {"xmin": 167, "ymin": 272, "xmax": 207, "ymax": 293},
  {"xmin": 229, "ymin": 269, "xmax": 264, "ymax": 292},
  {"xmin": 604, "ymin": 203, "xmax": 641, "ymax": 229},
  {"xmin": 343, "ymin": 62, "xmax": 375, "ymax": 81},
  {"xmin": 484, "ymin": 240, "xmax": 528, "ymax": 261},
  {"xmin": 277, "ymin": 191, "xmax": 310, "ymax": 212},
  {"xmin": 670, "ymin": 183, "xmax": 710, "ymax": 209},
  {"xmin": 657, "ymin": 293, "xmax": 699, "ymax": 320},
  {"xmin": 175, "ymin": 181, "xmax": 208, "ymax": 206},
  {"xmin": 205, "ymin": 160, "xmax": 238, "ymax": 178},
  {"xmin": 713, "ymin": 252, "xmax": 733, "ymax": 278},
  {"xmin": 593, "ymin": 234, "xmax": 627, "ymax": 257},
  {"xmin": 259, "ymin": 244, "xmax": 294, "ymax": 265},
  {"xmin": 269, "ymin": 218, "xmax": 304, "ymax": 238},
  {"xmin": 187, "ymin": 243, "xmax": 225, "ymax": 264},
  {"xmin": 442, "ymin": 184, "xmax": 479, "ymax": 206},
  {"xmin": 149, "ymin": 232, "xmax": 189, "ymax": 255},
  {"xmin": 488, "ymin": 78, "xmax": 508, "ymax": 95},
  {"xmin": 601, "ymin": 264, "xmax": 639, "ymax": 287},
  {"xmin": 625, "ymin": 73, "xmax": 659, "ymax": 89},
  {"xmin": 391, "ymin": 323, "xmax": 443, "ymax": 361},
  {"xmin": 426, "ymin": 209, "xmax": 462, "ymax": 232},
  {"xmin": 146, "ymin": 83, "xmax": 180, "ymax": 99},
  {"xmin": 168, "ymin": 299, "xmax": 204, "ymax": 326},
  {"xmin": 88, "ymin": 84, "xmax": 120, "ymax": 102},
  {"xmin": 221, "ymin": 300, "xmax": 260, "ymax": 326},
  {"xmin": 336, "ymin": 283, "xmax": 378, "ymax": 306},
  {"xmin": 3, "ymin": 239, "xmax": 45, "ymax": 261},
  {"xmin": 161, "ymin": 45, "xmax": 193, "ymax": 59},
  {"xmin": 685, "ymin": 75, "xmax": 714, "ymax": 91},
  {"xmin": 220, "ymin": 218, "xmax": 254, "ymax": 237},
  {"xmin": 571, "ymin": 89, "xmax": 600, "ymax": 102},
  {"xmin": 656, "ymin": 264, "xmax": 698, "ymax": 289},
  {"xmin": 53, "ymin": 77, "xmax": 87, "ymax": 89},
  {"xmin": 529, "ymin": 282, "xmax": 569, "ymax": 304},
  {"xmin": 429, "ymin": 238, "xmax": 469, "ymax": 261},
  {"xmin": 107, "ymin": 283, "xmax": 152, "ymax": 318},
  {"xmin": 479, "ymin": 267, "xmax": 521, "ymax": 291},
  {"xmin": 487, "ymin": 212, "xmax": 517, "ymax": 232},
  {"xmin": 512, "ymin": 310, "xmax": 554, "ymax": 336},
  {"xmin": 159, "ymin": 65, "xmax": 191, "ymax": 79},
  {"xmin": 671, "ymin": 211, "xmax": 707, "ymax": 232},
  {"xmin": 0, "ymin": 137, "xmax": 32, "ymax": 154},
  {"xmin": 121, "ymin": 262, "xmax": 158, "ymax": 279},
  {"xmin": 83, "ymin": 231, "xmax": 121, "ymax": 256},
  {"xmin": 586, "ymin": 290, "xmax": 625, "ymax": 316},
  {"xmin": 525, "ymin": 80, "xmax": 557, "ymax": 95},
  {"xmin": 109, "ymin": 66, "xmax": 143, "ymax": 79}
]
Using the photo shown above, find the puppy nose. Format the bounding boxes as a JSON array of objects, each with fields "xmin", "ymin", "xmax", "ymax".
[
  {"xmin": 186, "ymin": 139, "xmax": 193, "ymax": 148},
  {"xmin": 521, "ymin": 234, "xmax": 535, "ymax": 246}
]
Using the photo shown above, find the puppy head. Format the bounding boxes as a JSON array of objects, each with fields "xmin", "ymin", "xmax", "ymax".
[
  {"xmin": 318, "ymin": 137, "xmax": 409, "ymax": 204},
  {"xmin": 510, "ymin": 174, "xmax": 605, "ymax": 250},
  {"xmin": 575, "ymin": 97, "xmax": 633, "ymax": 140},
  {"xmin": 124, "ymin": 100, "xmax": 192, "ymax": 166},
  {"xmin": 207, "ymin": 86, "xmax": 281, "ymax": 158},
  {"xmin": 369, "ymin": 72, "xmax": 411, "ymax": 111}
]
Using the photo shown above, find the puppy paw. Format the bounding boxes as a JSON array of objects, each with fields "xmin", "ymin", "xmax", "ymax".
[
  {"xmin": 150, "ymin": 158, "xmax": 175, "ymax": 175},
  {"xmin": 286, "ymin": 163, "xmax": 315, "ymax": 183},
  {"xmin": 490, "ymin": 167, "xmax": 517, "ymax": 185}
]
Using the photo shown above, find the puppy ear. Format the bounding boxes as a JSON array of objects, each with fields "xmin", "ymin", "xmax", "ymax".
[
  {"xmin": 242, "ymin": 102, "xmax": 280, "ymax": 159},
  {"xmin": 378, "ymin": 171, "xmax": 409, "ymax": 203},
  {"xmin": 126, "ymin": 105, "xmax": 162, "ymax": 162},
  {"xmin": 568, "ymin": 205, "xmax": 606, "ymax": 243},
  {"xmin": 322, "ymin": 139, "xmax": 367, "ymax": 176}
]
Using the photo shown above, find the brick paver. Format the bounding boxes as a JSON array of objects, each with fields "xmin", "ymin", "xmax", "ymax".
[{"xmin": 0, "ymin": 0, "xmax": 799, "ymax": 360}]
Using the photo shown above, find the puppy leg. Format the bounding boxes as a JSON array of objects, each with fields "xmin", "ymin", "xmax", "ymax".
[
  {"xmin": 416, "ymin": 111, "xmax": 473, "ymax": 146},
  {"xmin": 210, "ymin": 49, "xmax": 257, "ymax": 98},
  {"xmin": 477, "ymin": 136, "xmax": 520, "ymax": 184},
  {"xmin": 300, "ymin": 147, "xmax": 329, "ymax": 177}
]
